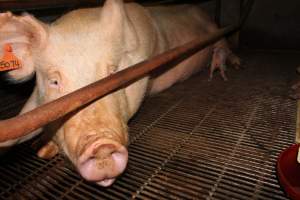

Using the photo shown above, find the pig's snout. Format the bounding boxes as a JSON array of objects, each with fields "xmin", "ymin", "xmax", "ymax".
[{"xmin": 77, "ymin": 139, "xmax": 128, "ymax": 187}]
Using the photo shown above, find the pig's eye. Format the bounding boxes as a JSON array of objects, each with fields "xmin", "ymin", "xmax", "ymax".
[
  {"xmin": 47, "ymin": 73, "xmax": 61, "ymax": 89},
  {"xmin": 49, "ymin": 78, "xmax": 59, "ymax": 87}
]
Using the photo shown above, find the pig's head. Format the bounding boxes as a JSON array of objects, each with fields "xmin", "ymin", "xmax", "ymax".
[{"xmin": 0, "ymin": 0, "xmax": 139, "ymax": 186}]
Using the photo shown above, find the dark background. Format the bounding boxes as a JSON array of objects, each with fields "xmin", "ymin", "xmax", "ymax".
[{"xmin": 240, "ymin": 0, "xmax": 300, "ymax": 50}]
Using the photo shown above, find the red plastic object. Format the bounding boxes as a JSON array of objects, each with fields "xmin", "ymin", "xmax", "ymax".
[{"xmin": 277, "ymin": 143, "xmax": 300, "ymax": 200}]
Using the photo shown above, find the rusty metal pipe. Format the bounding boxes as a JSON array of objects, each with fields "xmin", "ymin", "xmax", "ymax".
[{"xmin": 0, "ymin": 24, "xmax": 239, "ymax": 142}]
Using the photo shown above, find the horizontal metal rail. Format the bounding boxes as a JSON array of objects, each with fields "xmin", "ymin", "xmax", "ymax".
[{"xmin": 0, "ymin": 0, "xmax": 254, "ymax": 142}]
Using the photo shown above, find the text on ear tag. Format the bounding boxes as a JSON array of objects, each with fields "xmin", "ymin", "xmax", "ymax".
[{"xmin": 0, "ymin": 43, "xmax": 22, "ymax": 72}]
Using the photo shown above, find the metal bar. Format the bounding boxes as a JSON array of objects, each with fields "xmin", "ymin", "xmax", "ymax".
[{"xmin": 0, "ymin": 0, "xmax": 255, "ymax": 142}]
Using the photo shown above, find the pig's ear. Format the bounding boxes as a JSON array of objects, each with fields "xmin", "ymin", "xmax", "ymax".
[
  {"xmin": 99, "ymin": 0, "xmax": 138, "ymax": 62},
  {"xmin": 0, "ymin": 12, "xmax": 48, "ymax": 82}
]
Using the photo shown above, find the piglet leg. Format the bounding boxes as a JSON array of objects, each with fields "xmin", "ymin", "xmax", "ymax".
[{"xmin": 210, "ymin": 48, "xmax": 229, "ymax": 81}]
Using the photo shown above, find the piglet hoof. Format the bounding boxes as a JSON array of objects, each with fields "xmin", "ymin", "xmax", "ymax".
[
  {"xmin": 37, "ymin": 141, "xmax": 59, "ymax": 159},
  {"xmin": 220, "ymin": 65, "xmax": 228, "ymax": 81},
  {"xmin": 77, "ymin": 139, "xmax": 128, "ymax": 187},
  {"xmin": 209, "ymin": 64, "xmax": 228, "ymax": 81}
]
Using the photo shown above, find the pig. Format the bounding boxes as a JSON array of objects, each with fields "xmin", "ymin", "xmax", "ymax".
[{"xmin": 0, "ymin": 0, "xmax": 240, "ymax": 186}]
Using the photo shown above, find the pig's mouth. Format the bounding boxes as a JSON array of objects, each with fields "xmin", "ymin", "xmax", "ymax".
[
  {"xmin": 97, "ymin": 178, "xmax": 116, "ymax": 187},
  {"xmin": 76, "ymin": 138, "xmax": 128, "ymax": 187}
]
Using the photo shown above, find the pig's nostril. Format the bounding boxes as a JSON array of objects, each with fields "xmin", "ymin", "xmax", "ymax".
[{"xmin": 77, "ymin": 141, "xmax": 128, "ymax": 186}]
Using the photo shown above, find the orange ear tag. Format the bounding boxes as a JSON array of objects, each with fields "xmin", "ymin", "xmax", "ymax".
[{"xmin": 0, "ymin": 44, "xmax": 22, "ymax": 72}]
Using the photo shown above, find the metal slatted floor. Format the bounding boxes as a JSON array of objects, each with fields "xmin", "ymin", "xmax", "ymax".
[{"xmin": 0, "ymin": 50, "xmax": 298, "ymax": 199}]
